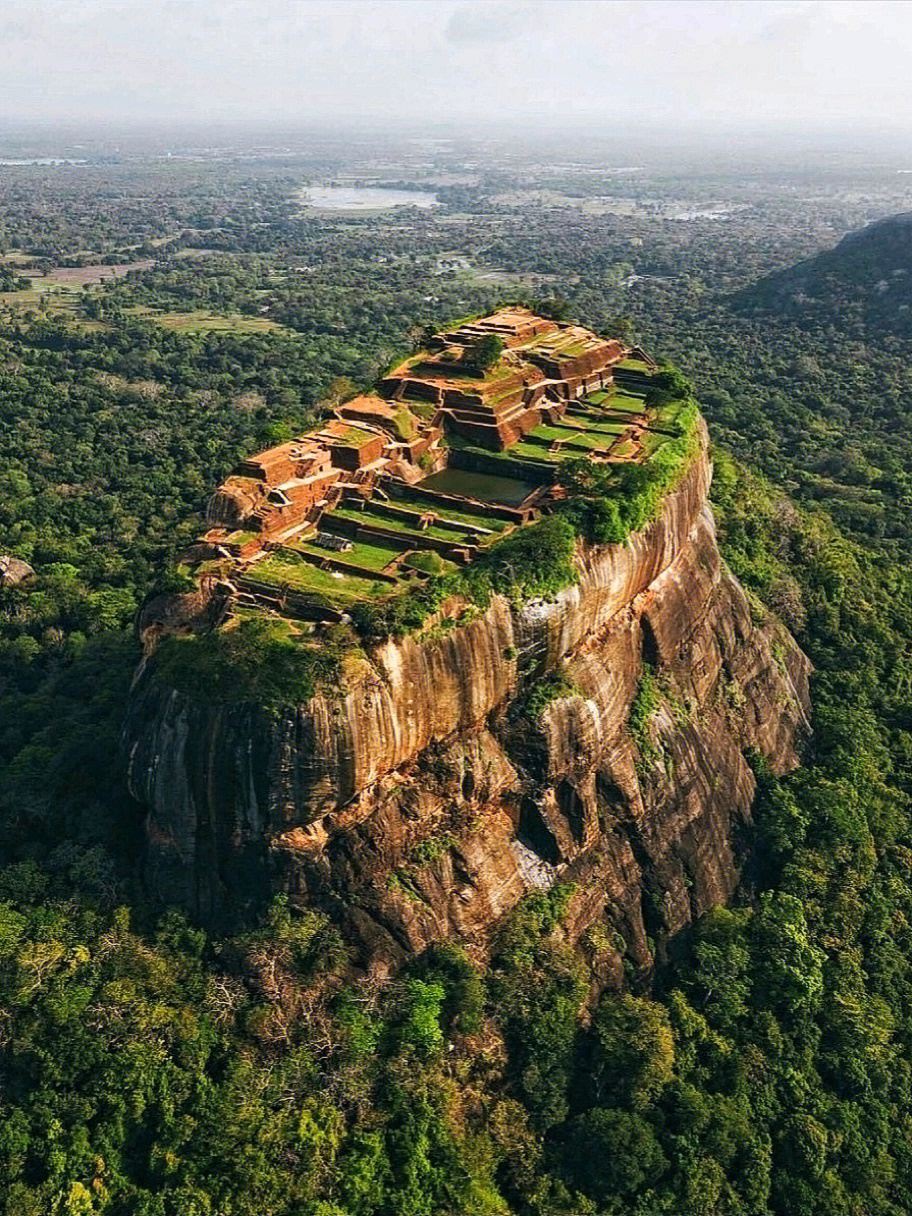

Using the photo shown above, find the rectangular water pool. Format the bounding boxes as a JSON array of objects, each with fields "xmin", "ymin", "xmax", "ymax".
[{"xmin": 418, "ymin": 468, "xmax": 537, "ymax": 507}]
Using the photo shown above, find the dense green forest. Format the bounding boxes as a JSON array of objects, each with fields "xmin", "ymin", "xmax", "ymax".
[{"xmin": 3, "ymin": 148, "xmax": 912, "ymax": 1214}]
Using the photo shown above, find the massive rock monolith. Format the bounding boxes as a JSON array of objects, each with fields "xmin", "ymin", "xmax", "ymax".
[{"xmin": 125, "ymin": 419, "xmax": 810, "ymax": 980}]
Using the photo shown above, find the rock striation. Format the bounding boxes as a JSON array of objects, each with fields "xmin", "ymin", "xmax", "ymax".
[{"xmin": 125, "ymin": 420, "xmax": 810, "ymax": 978}]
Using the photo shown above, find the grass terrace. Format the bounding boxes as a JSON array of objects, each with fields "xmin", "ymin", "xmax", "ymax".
[
  {"xmin": 533, "ymin": 420, "xmax": 631, "ymax": 444},
  {"xmin": 652, "ymin": 397, "xmax": 692, "ymax": 429},
  {"xmin": 617, "ymin": 356, "xmax": 654, "ymax": 373},
  {"xmin": 555, "ymin": 339, "xmax": 589, "ymax": 357},
  {"xmin": 301, "ymin": 535, "xmax": 407, "ymax": 572},
  {"xmin": 332, "ymin": 426, "xmax": 379, "ymax": 447},
  {"xmin": 166, "ymin": 312, "xmax": 704, "ymax": 658},
  {"xmin": 506, "ymin": 430, "xmax": 629, "ymax": 464},
  {"xmin": 601, "ymin": 391, "xmax": 649, "ymax": 414},
  {"xmin": 394, "ymin": 352, "xmax": 516, "ymax": 385},
  {"xmin": 387, "ymin": 490, "xmax": 513, "ymax": 533},
  {"xmin": 330, "ymin": 504, "xmax": 481, "ymax": 546},
  {"xmin": 247, "ymin": 550, "xmax": 395, "ymax": 605},
  {"xmin": 526, "ymin": 424, "xmax": 579, "ymax": 442}
]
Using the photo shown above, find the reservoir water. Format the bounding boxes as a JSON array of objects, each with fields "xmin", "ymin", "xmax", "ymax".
[
  {"xmin": 419, "ymin": 468, "xmax": 537, "ymax": 507},
  {"xmin": 303, "ymin": 185, "xmax": 439, "ymax": 211}
]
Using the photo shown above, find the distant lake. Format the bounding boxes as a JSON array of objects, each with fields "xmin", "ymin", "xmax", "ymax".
[
  {"xmin": 303, "ymin": 185, "xmax": 439, "ymax": 211},
  {"xmin": 0, "ymin": 157, "xmax": 87, "ymax": 166},
  {"xmin": 671, "ymin": 204, "xmax": 749, "ymax": 221}
]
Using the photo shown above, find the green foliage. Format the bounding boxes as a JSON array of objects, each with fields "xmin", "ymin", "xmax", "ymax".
[
  {"xmin": 0, "ymin": 878, "xmax": 516, "ymax": 1216},
  {"xmin": 0, "ymin": 266, "xmax": 30, "ymax": 291},
  {"xmin": 508, "ymin": 671, "xmax": 580, "ymax": 722},
  {"xmin": 753, "ymin": 891, "xmax": 825, "ymax": 1015},
  {"xmin": 467, "ymin": 333, "xmax": 504, "ymax": 373},
  {"xmin": 531, "ymin": 296, "xmax": 570, "ymax": 321},
  {"xmin": 466, "ymin": 513, "xmax": 578, "ymax": 604},
  {"xmin": 654, "ymin": 367, "xmax": 692, "ymax": 397},
  {"xmin": 560, "ymin": 394, "xmax": 701, "ymax": 545},
  {"xmin": 154, "ymin": 564, "xmax": 197, "ymax": 596},
  {"xmin": 559, "ymin": 492, "xmax": 626, "ymax": 544},
  {"xmin": 585, "ymin": 994, "xmax": 675, "ymax": 1110},
  {"xmin": 352, "ymin": 514, "xmax": 578, "ymax": 639},
  {"xmin": 410, "ymin": 832, "xmax": 455, "ymax": 865},
  {"xmin": 628, "ymin": 663, "xmax": 660, "ymax": 760},
  {"xmin": 490, "ymin": 886, "xmax": 585, "ymax": 1131},
  {"xmin": 153, "ymin": 615, "xmax": 344, "ymax": 708},
  {"xmin": 7, "ymin": 148, "xmax": 912, "ymax": 1216},
  {"xmin": 564, "ymin": 1107, "xmax": 669, "ymax": 1203},
  {"xmin": 398, "ymin": 979, "xmax": 446, "ymax": 1056},
  {"xmin": 419, "ymin": 943, "xmax": 486, "ymax": 1035},
  {"xmin": 334, "ymin": 988, "xmax": 383, "ymax": 1057},
  {"xmin": 493, "ymin": 883, "xmax": 577, "ymax": 971},
  {"xmin": 403, "ymin": 548, "xmax": 448, "ymax": 575}
]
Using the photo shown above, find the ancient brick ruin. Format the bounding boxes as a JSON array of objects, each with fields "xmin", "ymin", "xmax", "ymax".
[{"xmin": 182, "ymin": 308, "xmax": 657, "ymax": 623}]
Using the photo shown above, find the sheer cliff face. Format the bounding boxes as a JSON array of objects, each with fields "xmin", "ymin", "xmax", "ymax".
[{"xmin": 126, "ymin": 421, "xmax": 811, "ymax": 975}]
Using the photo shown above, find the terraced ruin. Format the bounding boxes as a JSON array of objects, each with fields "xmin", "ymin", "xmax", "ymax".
[
  {"xmin": 129, "ymin": 314, "xmax": 810, "ymax": 950},
  {"xmin": 165, "ymin": 307, "xmax": 676, "ymax": 626},
  {"xmin": 128, "ymin": 300, "xmax": 814, "ymax": 962}
]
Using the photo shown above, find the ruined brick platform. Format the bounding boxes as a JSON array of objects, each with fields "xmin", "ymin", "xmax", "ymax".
[{"xmin": 173, "ymin": 308, "xmax": 658, "ymax": 625}]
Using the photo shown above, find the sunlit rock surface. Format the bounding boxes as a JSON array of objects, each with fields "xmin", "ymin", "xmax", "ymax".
[{"xmin": 126, "ymin": 420, "xmax": 810, "ymax": 977}]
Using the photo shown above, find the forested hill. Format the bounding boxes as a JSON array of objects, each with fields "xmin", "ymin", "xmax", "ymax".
[
  {"xmin": 627, "ymin": 211, "xmax": 912, "ymax": 555},
  {"xmin": 735, "ymin": 210, "xmax": 912, "ymax": 329}
]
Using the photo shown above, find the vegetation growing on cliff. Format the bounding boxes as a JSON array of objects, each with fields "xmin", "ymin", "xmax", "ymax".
[
  {"xmin": 350, "ymin": 512, "xmax": 579, "ymax": 639},
  {"xmin": 5, "ymin": 143, "xmax": 912, "ymax": 1215},
  {"xmin": 508, "ymin": 671, "xmax": 581, "ymax": 722},
  {"xmin": 628, "ymin": 664, "xmax": 661, "ymax": 763},
  {"xmin": 558, "ymin": 394, "xmax": 700, "ymax": 545},
  {"xmin": 10, "ymin": 457, "xmax": 896, "ymax": 1215},
  {"xmin": 153, "ymin": 616, "xmax": 347, "ymax": 708}
]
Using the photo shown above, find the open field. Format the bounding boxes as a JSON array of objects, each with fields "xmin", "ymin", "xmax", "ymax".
[
  {"xmin": 0, "ymin": 261, "xmax": 154, "ymax": 321},
  {"xmin": 0, "ymin": 284, "xmax": 95, "ymax": 325},
  {"xmin": 332, "ymin": 504, "xmax": 480, "ymax": 546},
  {"xmin": 42, "ymin": 261, "xmax": 154, "ymax": 286},
  {"xmin": 0, "ymin": 286, "xmax": 75, "ymax": 311},
  {"xmin": 301, "ymin": 535, "xmax": 407, "ymax": 572},
  {"xmin": 579, "ymin": 391, "xmax": 646, "ymax": 414},
  {"xmin": 609, "ymin": 392, "xmax": 650, "ymax": 412},
  {"xmin": 127, "ymin": 306, "xmax": 287, "ymax": 335},
  {"xmin": 247, "ymin": 551, "xmax": 391, "ymax": 605},
  {"xmin": 507, "ymin": 440, "xmax": 580, "ymax": 461}
]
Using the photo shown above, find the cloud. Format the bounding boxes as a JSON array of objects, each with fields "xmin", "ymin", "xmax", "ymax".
[
  {"xmin": 0, "ymin": 0, "xmax": 908, "ymax": 132},
  {"xmin": 445, "ymin": 2, "xmax": 529, "ymax": 45}
]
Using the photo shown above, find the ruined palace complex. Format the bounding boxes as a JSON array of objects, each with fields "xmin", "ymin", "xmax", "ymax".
[{"xmin": 180, "ymin": 308, "xmax": 659, "ymax": 623}]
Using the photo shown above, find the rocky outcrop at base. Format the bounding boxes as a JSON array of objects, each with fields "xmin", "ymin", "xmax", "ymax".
[
  {"xmin": 0, "ymin": 555, "xmax": 36, "ymax": 587},
  {"xmin": 125, "ymin": 421, "xmax": 810, "ymax": 979}
]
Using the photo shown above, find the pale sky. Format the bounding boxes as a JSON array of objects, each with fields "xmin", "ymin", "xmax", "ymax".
[{"xmin": 1, "ymin": 0, "xmax": 912, "ymax": 132}]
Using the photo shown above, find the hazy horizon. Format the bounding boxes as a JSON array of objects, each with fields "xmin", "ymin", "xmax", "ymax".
[{"xmin": 2, "ymin": 0, "xmax": 912, "ymax": 139}]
